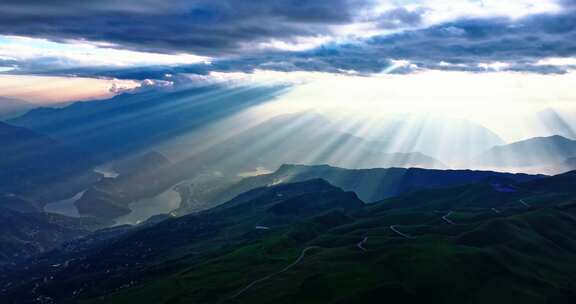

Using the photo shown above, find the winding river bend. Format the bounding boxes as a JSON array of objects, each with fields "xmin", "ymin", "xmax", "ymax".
[
  {"xmin": 43, "ymin": 190, "xmax": 86, "ymax": 217},
  {"xmin": 114, "ymin": 186, "xmax": 181, "ymax": 225},
  {"xmin": 44, "ymin": 185, "xmax": 182, "ymax": 225},
  {"xmin": 43, "ymin": 167, "xmax": 120, "ymax": 218},
  {"xmin": 44, "ymin": 167, "xmax": 181, "ymax": 224},
  {"xmin": 42, "ymin": 169, "xmax": 222, "ymax": 225}
]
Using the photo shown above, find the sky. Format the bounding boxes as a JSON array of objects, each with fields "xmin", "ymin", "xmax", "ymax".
[{"xmin": 1, "ymin": 0, "xmax": 576, "ymax": 140}]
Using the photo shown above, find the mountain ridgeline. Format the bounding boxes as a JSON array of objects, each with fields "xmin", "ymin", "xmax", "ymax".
[
  {"xmin": 0, "ymin": 121, "xmax": 99, "ymax": 208},
  {"xmin": 1, "ymin": 91, "xmax": 576, "ymax": 303},
  {"xmin": 213, "ymin": 164, "xmax": 543, "ymax": 204},
  {"xmin": 477, "ymin": 135, "xmax": 576, "ymax": 171},
  {"xmin": 69, "ymin": 161, "xmax": 543, "ymax": 222},
  {"xmin": 7, "ymin": 91, "xmax": 511, "ymax": 174},
  {"xmin": 1, "ymin": 169, "xmax": 576, "ymax": 303},
  {"xmin": 0, "ymin": 97, "xmax": 36, "ymax": 120},
  {"xmin": 7, "ymin": 85, "xmax": 290, "ymax": 161}
]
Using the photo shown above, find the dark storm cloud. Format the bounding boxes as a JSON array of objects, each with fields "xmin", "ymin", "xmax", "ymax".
[
  {"xmin": 376, "ymin": 7, "xmax": 427, "ymax": 29},
  {"xmin": 3, "ymin": 0, "xmax": 576, "ymax": 78},
  {"xmin": 360, "ymin": 12, "xmax": 576, "ymax": 71},
  {"xmin": 212, "ymin": 7, "xmax": 576, "ymax": 75},
  {"xmin": 0, "ymin": 0, "xmax": 375, "ymax": 56},
  {"xmin": 7, "ymin": 8, "xmax": 576, "ymax": 80}
]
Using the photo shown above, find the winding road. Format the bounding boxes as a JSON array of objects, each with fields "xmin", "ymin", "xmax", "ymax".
[
  {"xmin": 357, "ymin": 237, "xmax": 368, "ymax": 252},
  {"xmin": 231, "ymin": 246, "xmax": 319, "ymax": 299},
  {"xmin": 442, "ymin": 211, "xmax": 455, "ymax": 225},
  {"xmin": 389, "ymin": 225, "xmax": 415, "ymax": 239},
  {"xmin": 232, "ymin": 198, "xmax": 536, "ymax": 299}
]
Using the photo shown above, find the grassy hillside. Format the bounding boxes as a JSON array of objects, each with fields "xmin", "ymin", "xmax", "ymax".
[{"xmin": 2, "ymin": 173, "xmax": 576, "ymax": 303}]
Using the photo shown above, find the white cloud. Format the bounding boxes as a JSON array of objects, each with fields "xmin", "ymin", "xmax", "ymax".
[
  {"xmin": 478, "ymin": 62, "xmax": 511, "ymax": 71},
  {"xmin": 409, "ymin": 0, "xmax": 560, "ymax": 23},
  {"xmin": 262, "ymin": 0, "xmax": 563, "ymax": 53},
  {"xmin": 536, "ymin": 57, "xmax": 576, "ymax": 66},
  {"xmin": 0, "ymin": 35, "xmax": 210, "ymax": 68}
]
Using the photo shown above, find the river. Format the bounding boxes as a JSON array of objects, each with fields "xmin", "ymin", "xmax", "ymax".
[
  {"xmin": 43, "ymin": 167, "xmax": 120, "ymax": 218},
  {"xmin": 43, "ymin": 190, "xmax": 86, "ymax": 217},
  {"xmin": 113, "ymin": 186, "xmax": 181, "ymax": 225}
]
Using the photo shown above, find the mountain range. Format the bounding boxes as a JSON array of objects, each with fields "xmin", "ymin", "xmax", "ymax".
[
  {"xmin": 2, "ymin": 91, "xmax": 576, "ymax": 304},
  {"xmin": 65, "ymin": 160, "xmax": 544, "ymax": 222},
  {"xmin": 0, "ymin": 97, "xmax": 36, "ymax": 120},
  {"xmin": 2, "ymin": 168, "xmax": 575, "ymax": 303},
  {"xmin": 6, "ymin": 90, "xmax": 508, "ymax": 173},
  {"xmin": 209, "ymin": 163, "xmax": 543, "ymax": 204},
  {"xmin": 8, "ymin": 85, "xmax": 288, "ymax": 161},
  {"xmin": 188, "ymin": 112, "xmax": 449, "ymax": 173},
  {"xmin": 477, "ymin": 135, "xmax": 576, "ymax": 172},
  {"xmin": 0, "ymin": 121, "xmax": 99, "ymax": 207},
  {"xmin": 335, "ymin": 112, "xmax": 505, "ymax": 165},
  {"xmin": 9, "ymin": 88, "xmax": 572, "ymax": 178}
]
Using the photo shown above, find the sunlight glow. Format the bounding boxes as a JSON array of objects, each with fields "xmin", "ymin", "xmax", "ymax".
[
  {"xmin": 206, "ymin": 69, "xmax": 576, "ymax": 143},
  {"xmin": 144, "ymin": 68, "xmax": 576, "ymax": 175},
  {"xmin": 0, "ymin": 74, "xmax": 140, "ymax": 103}
]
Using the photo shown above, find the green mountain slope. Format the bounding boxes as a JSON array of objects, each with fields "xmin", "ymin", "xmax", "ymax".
[{"xmin": 2, "ymin": 173, "xmax": 576, "ymax": 303}]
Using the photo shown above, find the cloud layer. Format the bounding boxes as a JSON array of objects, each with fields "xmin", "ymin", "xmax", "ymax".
[
  {"xmin": 0, "ymin": 0, "xmax": 375, "ymax": 55},
  {"xmin": 1, "ymin": 0, "xmax": 576, "ymax": 78}
]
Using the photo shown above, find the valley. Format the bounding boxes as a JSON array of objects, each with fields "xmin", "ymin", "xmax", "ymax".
[
  {"xmin": 3, "ymin": 2, "xmax": 576, "ymax": 303},
  {"xmin": 1, "ymin": 169, "xmax": 576, "ymax": 303}
]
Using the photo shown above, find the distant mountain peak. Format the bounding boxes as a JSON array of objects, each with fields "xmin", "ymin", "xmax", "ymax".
[
  {"xmin": 477, "ymin": 134, "xmax": 576, "ymax": 171},
  {"xmin": 219, "ymin": 164, "xmax": 542, "ymax": 204},
  {"xmin": 525, "ymin": 134, "xmax": 571, "ymax": 142}
]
